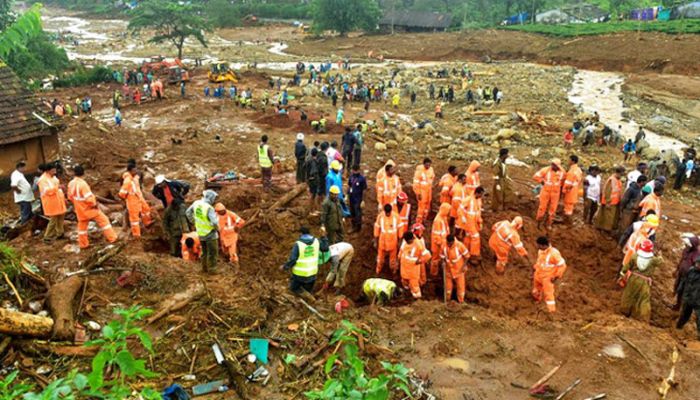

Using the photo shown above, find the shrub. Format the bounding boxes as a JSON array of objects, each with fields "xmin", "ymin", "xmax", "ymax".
[{"xmin": 53, "ymin": 65, "xmax": 114, "ymax": 88}]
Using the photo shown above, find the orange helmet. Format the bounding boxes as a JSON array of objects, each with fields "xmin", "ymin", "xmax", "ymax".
[
  {"xmin": 214, "ymin": 203, "xmax": 226, "ymax": 212},
  {"xmin": 397, "ymin": 192, "xmax": 408, "ymax": 203}
]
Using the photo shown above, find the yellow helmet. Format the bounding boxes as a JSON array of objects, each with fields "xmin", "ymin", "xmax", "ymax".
[
  {"xmin": 330, "ymin": 160, "xmax": 342, "ymax": 171},
  {"xmin": 329, "ymin": 185, "xmax": 340, "ymax": 195},
  {"xmin": 645, "ymin": 214, "xmax": 659, "ymax": 227}
]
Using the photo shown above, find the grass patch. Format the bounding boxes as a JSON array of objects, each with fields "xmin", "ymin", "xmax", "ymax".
[{"xmin": 499, "ymin": 19, "xmax": 700, "ymax": 36}]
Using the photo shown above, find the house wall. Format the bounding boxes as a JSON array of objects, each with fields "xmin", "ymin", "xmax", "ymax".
[{"xmin": 0, "ymin": 134, "xmax": 60, "ymax": 188}]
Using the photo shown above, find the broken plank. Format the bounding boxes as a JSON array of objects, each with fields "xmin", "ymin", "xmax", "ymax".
[{"xmin": 147, "ymin": 283, "xmax": 206, "ymax": 324}]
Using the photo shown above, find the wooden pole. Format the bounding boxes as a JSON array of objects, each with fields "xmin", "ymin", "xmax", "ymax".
[{"xmin": 0, "ymin": 308, "xmax": 54, "ymax": 338}]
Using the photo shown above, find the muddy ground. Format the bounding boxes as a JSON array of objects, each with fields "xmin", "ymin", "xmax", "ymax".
[{"xmin": 2, "ymin": 11, "xmax": 700, "ymax": 400}]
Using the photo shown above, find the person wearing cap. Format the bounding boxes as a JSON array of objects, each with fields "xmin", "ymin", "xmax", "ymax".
[
  {"xmin": 562, "ymin": 155, "xmax": 583, "ymax": 224},
  {"xmin": 37, "ymin": 162, "xmax": 67, "ymax": 242},
  {"xmin": 441, "ymin": 234, "xmax": 470, "ymax": 303},
  {"xmin": 618, "ymin": 239, "xmax": 662, "ymax": 323},
  {"xmin": 215, "ymin": 203, "xmax": 245, "ymax": 271},
  {"xmin": 294, "ymin": 133, "xmax": 307, "ymax": 184},
  {"xmin": 152, "ymin": 175, "xmax": 190, "ymax": 209},
  {"xmin": 673, "ymin": 233, "xmax": 700, "ymax": 310},
  {"xmin": 464, "ymin": 160, "xmax": 481, "ymax": 197},
  {"xmin": 258, "ymin": 135, "xmax": 274, "ymax": 191},
  {"xmin": 621, "ymin": 214, "xmax": 659, "ymax": 267},
  {"xmin": 163, "ymin": 197, "xmax": 190, "ymax": 257},
  {"xmin": 180, "ymin": 232, "xmax": 202, "ymax": 262},
  {"xmin": 119, "ymin": 164, "xmax": 152, "ymax": 238},
  {"xmin": 341, "ymin": 127, "xmax": 356, "ymax": 172},
  {"xmin": 533, "ymin": 159, "xmax": 565, "ymax": 230},
  {"xmin": 321, "ymin": 185, "xmax": 345, "ymax": 244},
  {"xmin": 377, "ymin": 162, "xmax": 400, "ymax": 211},
  {"xmin": 643, "ymin": 176, "xmax": 666, "ymax": 194},
  {"xmin": 531, "ymin": 236, "xmax": 567, "ymax": 313},
  {"xmin": 595, "ymin": 166, "xmax": 623, "ymax": 232},
  {"xmin": 489, "ymin": 216, "xmax": 531, "ymax": 274},
  {"xmin": 281, "ymin": 226, "xmax": 330, "ymax": 303},
  {"xmin": 676, "ymin": 254, "xmax": 700, "ymax": 340},
  {"xmin": 412, "ymin": 158, "xmax": 435, "ymax": 225},
  {"xmin": 491, "ymin": 148, "xmax": 511, "ymax": 212},
  {"xmin": 325, "ymin": 160, "xmax": 345, "ymax": 202},
  {"xmin": 186, "ymin": 190, "xmax": 220, "ymax": 272},
  {"xmin": 583, "ymin": 165, "xmax": 601, "ymax": 225},
  {"xmin": 399, "ymin": 231, "xmax": 431, "ymax": 299},
  {"xmin": 67, "ymin": 165, "xmax": 118, "ymax": 249}
]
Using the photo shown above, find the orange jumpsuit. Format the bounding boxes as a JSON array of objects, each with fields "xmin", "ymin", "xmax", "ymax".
[
  {"xmin": 534, "ymin": 166, "xmax": 564, "ymax": 225},
  {"xmin": 449, "ymin": 181, "xmax": 466, "ymax": 219},
  {"xmin": 638, "ymin": 193, "xmax": 661, "ymax": 220},
  {"xmin": 399, "ymin": 239, "xmax": 431, "ymax": 299},
  {"xmin": 377, "ymin": 174, "xmax": 401, "ymax": 210},
  {"xmin": 37, "ymin": 173, "xmax": 67, "ymax": 217},
  {"xmin": 438, "ymin": 173, "xmax": 456, "ymax": 205},
  {"xmin": 68, "ymin": 177, "xmax": 117, "ymax": 249},
  {"xmin": 532, "ymin": 246, "xmax": 567, "ymax": 313},
  {"xmin": 397, "ymin": 203, "xmax": 411, "ymax": 238},
  {"xmin": 430, "ymin": 203, "xmax": 451, "ymax": 276},
  {"xmin": 374, "ymin": 212, "xmax": 399, "ymax": 274},
  {"xmin": 456, "ymin": 194, "xmax": 482, "ymax": 257},
  {"xmin": 217, "ymin": 210, "xmax": 245, "ymax": 262},
  {"xmin": 488, "ymin": 220, "xmax": 527, "ymax": 274},
  {"xmin": 412, "ymin": 165, "xmax": 435, "ymax": 224},
  {"xmin": 464, "ymin": 161, "xmax": 481, "ymax": 197},
  {"xmin": 562, "ymin": 164, "xmax": 583, "ymax": 216},
  {"xmin": 622, "ymin": 222, "xmax": 656, "ymax": 266},
  {"xmin": 181, "ymin": 232, "xmax": 202, "ymax": 262},
  {"xmin": 441, "ymin": 241, "xmax": 470, "ymax": 302},
  {"xmin": 118, "ymin": 173, "xmax": 152, "ymax": 237}
]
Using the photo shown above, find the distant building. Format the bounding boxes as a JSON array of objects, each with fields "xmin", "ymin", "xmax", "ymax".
[
  {"xmin": 0, "ymin": 61, "xmax": 61, "ymax": 183},
  {"xmin": 379, "ymin": 10, "xmax": 453, "ymax": 33}
]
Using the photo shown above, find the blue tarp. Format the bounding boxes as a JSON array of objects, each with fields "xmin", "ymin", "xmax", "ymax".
[{"xmin": 504, "ymin": 12, "xmax": 529, "ymax": 25}]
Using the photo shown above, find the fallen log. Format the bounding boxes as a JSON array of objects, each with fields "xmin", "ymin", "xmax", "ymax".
[
  {"xmin": 14, "ymin": 339, "xmax": 98, "ymax": 357},
  {"xmin": 0, "ymin": 308, "xmax": 54, "ymax": 337},
  {"xmin": 80, "ymin": 242, "xmax": 126, "ymax": 271},
  {"xmin": 267, "ymin": 184, "xmax": 307, "ymax": 211},
  {"xmin": 472, "ymin": 110, "xmax": 509, "ymax": 116},
  {"xmin": 147, "ymin": 283, "xmax": 206, "ymax": 324},
  {"xmin": 47, "ymin": 275, "xmax": 85, "ymax": 340}
]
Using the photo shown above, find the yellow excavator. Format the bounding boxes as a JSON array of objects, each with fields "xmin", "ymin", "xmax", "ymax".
[{"xmin": 208, "ymin": 63, "xmax": 238, "ymax": 83}]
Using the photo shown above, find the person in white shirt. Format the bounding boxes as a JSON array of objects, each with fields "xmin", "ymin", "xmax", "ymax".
[
  {"xmin": 322, "ymin": 242, "xmax": 354, "ymax": 293},
  {"xmin": 627, "ymin": 162, "xmax": 648, "ymax": 190},
  {"xmin": 583, "ymin": 165, "xmax": 601, "ymax": 225},
  {"xmin": 10, "ymin": 161, "xmax": 35, "ymax": 224}
]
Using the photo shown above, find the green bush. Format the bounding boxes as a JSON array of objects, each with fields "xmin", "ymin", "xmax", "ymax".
[
  {"xmin": 53, "ymin": 65, "xmax": 114, "ymax": 88},
  {"xmin": 5, "ymin": 32, "xmax": 70, "ymax": 81},
  {"xmin": 204, "ymin": 1, "xmax": 313, "ymax": 28},
  {"xmin": 500, "ymin": 19, "xmax": 700, "ymax": 37}
]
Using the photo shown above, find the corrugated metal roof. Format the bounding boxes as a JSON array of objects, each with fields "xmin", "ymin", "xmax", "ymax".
[
  {"xmin": 380, "ymin": 10, "xmax": 453, "ymax": 29},
  {"xmin": 0, "ymin": 61, "xmax": 56, "ymax": 146}
]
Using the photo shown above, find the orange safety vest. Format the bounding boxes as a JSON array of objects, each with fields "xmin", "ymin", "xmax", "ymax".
[
  {"xmin": 564, "ymin": 165, "xmax": 582, "ymax": 195},
  {"xmin": 68, "ymin": 177, "xmax": 97, "ymax": 220},
  {"xmin": 397, "ymin": 203, "xmax": 411, "ymax": 236},
  {"xmin": 457, "ymin": 194, "xmax": 482, "ymax": 230},
  {"xmin": 399, "ymin": 240, "xmax": 428, "ymax": 280},
  {"xmin": 217, "ymin": 210, "xmax": 244, "ymax": 244},
  {"xmin": 119, "ymin": 174, "xmax": 144, "ymax": 201},
  {"xmin": 181, "ymin": 232, "xmax": 202, "ymax": 261},
  {"xmin": 377, "ymin": 174, "xmax": 400, "ymax": 207},
  {"xmin": 601, "ymin": 176, "xmax": 622, "ymax": 206},
  {"xmin": 374, "ymin": 212, "xmax": 399, "ymax": 249},
  {"xmin": 412, "ymin": 165, "xmax": 435, "ymax": 195},
  {"xmin": 625, "ymin": 223, "xmax": 655, "ymax": 254},
  {"xmin": 450, "ymin": 181, "xmax": 466, "ymax": 217},
  {"xmin": 441, "ymin": 241, "xmax": 469, "ymax": 276},
  {"xmin": 492, "ymin": 220, "xmax": 526, "ymax": 254},
  {"xmin": 431, "ymin": 213, "xmax": 449, "ymax": 246},
  {"xmin": 534, "ymin": 167, "xmax": 564, "ymax": 193},
  {"xmin": 534, "ymin": 246, "xmax": 566, "ymax": 279},
  {"xmin": 438, "ymin": 173, "xmax": 456, "ymax": 204},
  {"xmin": 639, "ymin": 193, "xmax": 661, "ymax": 219},
  {"xmin": 38, "ymin": 173, "xmax": 67, "ymax": 217},
  {"xmin": 465, "ymin": 171, "xmax": 480, "ymax": 195}
]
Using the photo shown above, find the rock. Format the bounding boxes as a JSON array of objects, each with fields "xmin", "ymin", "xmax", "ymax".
[
  {"xmin": 386, "ymin": 140, "xmax": 399, "ymax": 149},
  {"xmin": 86, "ymin": 321, "xmax": 101, "ymax": 331},
  {"xmin": 402, "ymin": 137, "xmax": 414, "ymax": 145},
  {"xmin": 28, "ymin": 301, "xmax": 42, "ymax": 313},
  {"xmin": 602, "ymin": 344, "xmax": 625, "ymax": 359},
  {"xmin": 374, "ymin": 142, "xmax": 387, "ymax": 151},
  {"xmin": 423, "ymin": 123, "xmax": 436, "ymax": 135}
]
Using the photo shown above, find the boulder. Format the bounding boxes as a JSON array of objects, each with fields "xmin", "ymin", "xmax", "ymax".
[
  {"xmin": 374, "ymin": 142, "xmax": 387, "ymax": 151},
  {"xmin": 423, "ymin": 123, "xmax": 436, "ymax": 135},
  {"xmin": 402, "ymin": 137, "xmax": 414, "ymax": 145},
  {"xmin": 385, "ymin": 140, "xmax": 399, "ymax": 149}
]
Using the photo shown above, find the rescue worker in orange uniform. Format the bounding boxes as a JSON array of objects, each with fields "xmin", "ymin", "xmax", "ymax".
[
  {"xmin": 464, "ymin": 160, "xmax": 481, "ymax": 196},
  {"xmin": 438, "ymin": 166, "xmax": 458, "ymax": 205},
  {"xmin": 441, "ymin": 234, "xmax": 470, "ymax": 303},
  {"xmin": 374, "ymin": 204, "xmax": 400, "ymax": 274},
  {"xmin": 399, "ymin": 231, "xmax": 431, "ymax": 299},
  {"xmin": 410, "ymin": 223, "xmax": 430, "ymax": 286},
  {"xmin": 456, "ymin": 187, "xmax": 484, "ymax": 260},
  {"xmin": 396, "ymin": 192, "xmax": 411, "ymax": 238},
  {"xmin": 622, "ymin": 214, "xmax": 659, "ymax": 266},
  {"xmin": 638, "ymin": 185, "xmax": 663, "ymax": 220},
  {"xmin": 430, "ymin": 203, "xmax": 451, "ymax": 276},
  {"xmin": 37, "ymin": 162, "xmax": 67, "ymax": 242},
  {"xmin": 534, "ymin": 158, "xmax": 565, "ymax": 230},
  {"xmin": 449, "ymin": 173, "xmax": 467, "ymax": 224},
  {"xmin": 595, "ymin": 166, "xmax": 624, "ymax": 232},
  {"xmin": 181, "ymin": 232, "xmax": 202, "ymax": 262},
  {"xmin": 67, "ymin": 165, "xmax": 117, "ymax": 249},
  {"xmin": 562, "ymin": 155, "xmax": 583, "ymax": 223},
  {"xmin": 118, "ymin": 164, "xmax": 152, "ymax": 237},
  {"xmin": 376, "ymin": 159, "xmax": 394, "ymax": 183},
  {"xmin": 215, "ymin": 203, "xmax": 245, "ymax": 270},
  {"xmin": 531, "ymin": 236, "xmax": 567, "ymax": 313},
  {"xmin": 377, "ymin": 163, "xmax": 401, "ymax": 211},
  {"xmin": 412, "ymin": 158, "xmax": 435, "ymax": 224},
  {"xmin": 488, "ymin": 216, "xmax": 531, "ymax": 274}
]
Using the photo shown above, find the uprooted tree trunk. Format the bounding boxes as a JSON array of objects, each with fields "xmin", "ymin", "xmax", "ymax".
[
  {"xmin": 47, "ymin": 276, "xmax": 85, "ymax": 340},
  {"xmin": 0, "ymin": 308, "xmax": 54, "ymax": 337}
]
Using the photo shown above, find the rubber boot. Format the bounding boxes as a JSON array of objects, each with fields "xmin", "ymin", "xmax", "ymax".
[{"xmin": 298, "ymin": 289, "xmax": 316, "ymax": 304}]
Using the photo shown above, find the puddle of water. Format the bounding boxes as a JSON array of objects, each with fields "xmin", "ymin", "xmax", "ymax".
[
  {"xmin": 568, "ymin": 69, "xmax": 687, "ymax": 156},
  {"xmin": 268, "ymin": 42, "xmax": 290, "ymax": 57}
]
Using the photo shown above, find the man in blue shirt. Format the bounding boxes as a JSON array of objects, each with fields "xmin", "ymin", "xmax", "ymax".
[{"xmin": 348, "ymin": 164, "xmax": 367, "ymax": 232}]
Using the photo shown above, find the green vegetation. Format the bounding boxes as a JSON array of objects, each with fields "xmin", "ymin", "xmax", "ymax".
[
  {"xmin": 500, "ymin": 19, "xmax": 700, "ymax": 36},
  {"xmin": 305, "ymin": 321, "xmax": 411, "ymax": 399},
  {"xmin": 0, "ymin": 306, "xmax": 159, "ymax": 399},
  {"xmin": 36, "ymin": 0, "xmax": 120, "ymax": 15},
  {"xmin": 0, "ymin": 242, "xmax": 22, "ymax": 278},
  {"xmin": 128, "ymin": 0, "xmax": 210, "ymax": 60},
  {"xmin": 312, "ymin": 0, "xmax": 381, "ymax": 36},
  {"xmin": 203, "ymin": 0, "xmax": 313, "ymax": 28},
  {"xmin": 53, "ymin": 65, "xmax": 113, "ymax": 88}
]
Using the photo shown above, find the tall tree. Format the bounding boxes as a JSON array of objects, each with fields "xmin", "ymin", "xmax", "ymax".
[
  {"xmin": 128, "ymin": 0, "xmax": 210, "ymax": 60},
  {"xmin": 0, "ymin": 0, "xmax": 15, "ymax": 31},
  {"xmin": 0, "ymin": 3, "xmax": 42, "ymax": 60},
  {"xmin": 312, "ymin": 0, "xmax": 381, "ymax": 36}
]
